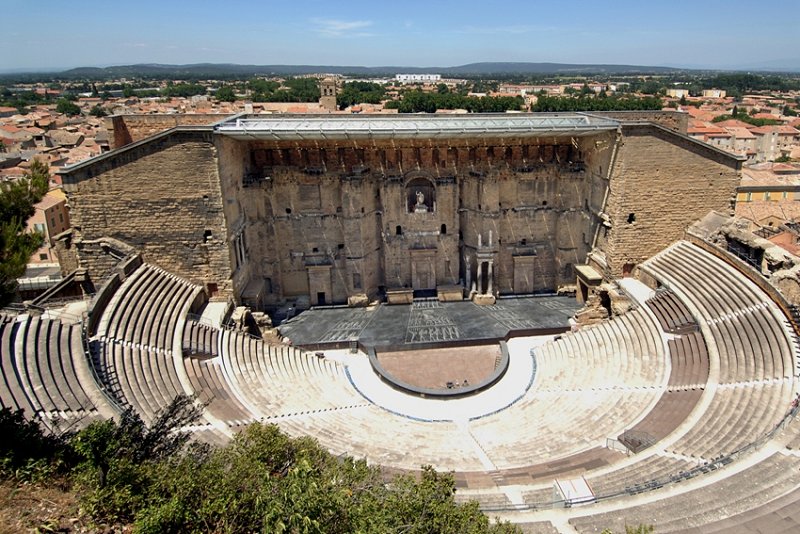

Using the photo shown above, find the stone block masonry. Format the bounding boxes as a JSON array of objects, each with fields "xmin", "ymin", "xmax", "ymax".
[
  {"xmin": 597, "ymin": 124, "xmax": 741, "ymax": 278},
  {"xmin": 60, "ymin": 129, "xmax": 233, "ymax": 298},
  {"xmin": 59, "ymin": 114, "xmax": 742, "ymax": 310}
]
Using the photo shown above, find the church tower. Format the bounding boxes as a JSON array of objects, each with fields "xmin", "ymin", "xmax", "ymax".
[{"xmin": 319, "ymin": 77, "xmax": 337, "ymax": 112}]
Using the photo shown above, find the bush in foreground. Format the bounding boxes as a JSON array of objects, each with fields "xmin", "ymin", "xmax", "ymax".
[{"xmin": 2, "ymin": 396, "xmax": 518, "ymax": 532}]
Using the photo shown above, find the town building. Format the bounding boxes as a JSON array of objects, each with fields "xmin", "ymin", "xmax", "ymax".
[
  {"xmin": 26, "ymin": 188, "xmax": 71, "ymax": 264},
  {"xmin": 395, "ymin": 74, "xmax": 442, "ymax": 83}
]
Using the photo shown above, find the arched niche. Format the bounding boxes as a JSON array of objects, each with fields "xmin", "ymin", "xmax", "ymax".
[{"xmin": 406, "ymin": 175, "xmax": 435, "ymax": 213}]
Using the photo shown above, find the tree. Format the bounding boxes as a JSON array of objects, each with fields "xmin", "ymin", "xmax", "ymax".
[
  {"xmin": 89, "ymin": 104, "xmax": 108, "ymax": 117},
  {"xmin": 0, "ymin": 159, "xmax": 49, "ymax": 305},
  {"xmin": 679, "ymin": 94, "xmax": 687, "ymax": 106},
  {"xmin": 0, "ymin": 407, "xmax": 71, "ymax": 481},
  {"xmin": 337, "ymin": 81, "xmax": 385, "ymax": 109},
  {"xmin": 56, "ymin": 98, "xmax": 81, "ymax": 116},
  {"xmin": 72, "ymin": 395, "xmax": 202, "ymax": 522},
  {"xmin": 214, "ymin": 85, "xmax": 236, "ymax": 103},
  {"xmin": 132, "ymin": 423, "xmax": 519, "ymax": 533}
]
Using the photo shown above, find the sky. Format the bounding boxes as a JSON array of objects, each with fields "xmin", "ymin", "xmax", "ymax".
[{"xmin": 2, "ymin": 0, "xmax": 799, "ymax": 72}]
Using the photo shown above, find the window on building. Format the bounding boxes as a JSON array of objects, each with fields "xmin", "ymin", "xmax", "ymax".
[
  {"xmin": 203, "ymin": 229, "xmax": 213, "ymax": 242},
  {"xmin": 395, "ymin": 225, "xmax": 402, "ymax": 236},
  {"xmin": 764, "ymin": 191, "xmax": 771, "ymax": 201},
  {"xmin": 39, "ymin": 253, "xmax": 48, "ymax": 260},
  {"xmin": 59, "ymin": 212, "xmax": 63, "ymax": 222},
  {"xmin": 353, "ymin": 272, "xmax": 362, "ymax": 290},
  {"xmin": 627, "ymin": 213, "xmax": 636, "ymax": 224},
  {"xmin": 746, "ymin": 192, "xmax": 752, "ymax": 202},
  {"xmin": 440, "ymin": 224, "xmax": 446, "ymax": 235},
  {"xmin": 34, "ymin": 223, "xmax": 45, "ymax": 234}
]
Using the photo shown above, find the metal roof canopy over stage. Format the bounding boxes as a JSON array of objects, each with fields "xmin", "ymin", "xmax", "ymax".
[{"xmin": 214, "ymin": 112, "xmax": 620, "ymax": 141}]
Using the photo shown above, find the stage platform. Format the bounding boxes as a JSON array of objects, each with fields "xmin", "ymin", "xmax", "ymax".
[{"xmin": 279, "ymin": 295, "xmax": 581, "ymax": 350}]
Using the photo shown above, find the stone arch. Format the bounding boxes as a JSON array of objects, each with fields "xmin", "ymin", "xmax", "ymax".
[{"xmin": 405, "ymin": 174, "xmax": 435, "ymax": 213}]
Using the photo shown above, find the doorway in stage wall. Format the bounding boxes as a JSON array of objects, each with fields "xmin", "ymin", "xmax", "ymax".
[
  {"xmin": 410, "ymin": 248, "xmax": 437, "ymax": 297},
  {"xmin": 317, "ymin": 292, "xmax": 327, "ymax": 305}
]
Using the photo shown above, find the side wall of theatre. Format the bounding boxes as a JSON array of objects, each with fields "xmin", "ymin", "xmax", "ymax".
[
  {"xmin": 59, "ymin": 130, "xmax": 234, "ymax": 299},
  {"xmin": 106, "ymin": 114, "xmax": 232, "ymax": 149},
  {"xmin": 593, "ymin": 124, "xmax": 741, "ymax": 278}
]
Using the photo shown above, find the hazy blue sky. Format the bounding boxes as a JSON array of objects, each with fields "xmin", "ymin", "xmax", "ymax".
[{"xmin": 3, "ymin": 0, "xmax": 798, "ymax": 71}]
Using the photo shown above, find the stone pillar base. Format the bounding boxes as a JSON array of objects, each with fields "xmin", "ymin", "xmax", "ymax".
[
  {"xmin": 347, "ymin": 294, "xmax": 369, "ymax": 307},
  {"xmin": 437, "ymin": 285, "xmax": 464, "ymax": 302},
  {"xmin": 471, "ymin": 293, "xmax": 496, "ymax": 306},
  {"xmin": 386, "ymin": 288, "xmax": 414, "ymax": 305}
]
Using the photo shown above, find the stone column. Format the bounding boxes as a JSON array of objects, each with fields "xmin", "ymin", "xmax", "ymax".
[
  {"xmin": 487, "ymin": 260, "xmax": 493, "ymax": 294},
  {"xmin": 464, "ymin": 254, "xmax": 471, "ymax": 291}
]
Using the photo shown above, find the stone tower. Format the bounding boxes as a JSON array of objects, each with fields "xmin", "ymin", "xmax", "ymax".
[{"xmin": 319, "ymin": 78, "xmax": 337, "ymax": 112}]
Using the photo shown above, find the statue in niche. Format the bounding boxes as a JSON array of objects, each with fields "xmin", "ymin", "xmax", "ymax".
[{"xmin": 414, "ymin": 190, "xmax": 427, "ymax": 212}]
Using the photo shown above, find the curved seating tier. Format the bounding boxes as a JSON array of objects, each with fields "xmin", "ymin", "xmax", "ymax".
[
  {"xmin": 0, "ymin": 313, "xmax": 115, "ymax": 430},
  {"xmin": 10, "ymin": 239, "xmax": 792, "ymax": 532},
  {"xmin": 569, "ymin": 452, "xmax": 800, "ymax": 533},
  {"xmin": 90, "ymin": 262, "xmax": 203, "ymax": 423},
  {"xmin": 639, "ymin": 240, "xmax": 796, "ymax": 459},
  {"xmin": 647, "ymin": 288, "xmax": 697, "ymax": 334},
  {"xmin": 219, "ymin": 329, "xmax": 368, "ymax": 418},
  {"xmin": 97, "ymin": 263, "xmax": 200, "ymax": 350},
  {"xmin": 642, "ymin": 240, "xmax": 795, "ymax": 384},
  {"xmin": 666, "ymin": 331, "xmax": 709, "ymax": 389},
  {"xmin": 183, "ymin": 319, "xmax": 219, "ymax": 356},
  {"xmin": 94, "ymin": 340, "xmax": 186, "ymax": 424},
  {"xmin": 462, "ymin": 307, "xmax": 666, "ymax": 469},
  {"xmin": 668, "ymin": 381, "xmax": 792, "ymax": 458},
  {"xmin": 585, "ymin": 453, "xmax": 697, "ymax": 496},
  {"xmin": 184, "ymin": 354, "xmax": 252, "ymax": 430}
]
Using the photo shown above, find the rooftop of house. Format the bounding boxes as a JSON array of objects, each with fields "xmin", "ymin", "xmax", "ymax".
[
  {"xmin": 735, "ymin": 200, "xmax": 800, "ymax": 227},
  {"xmin": 34, "ymin": 188, "xmax": 67, "ymax": 211},
  {"xmin": 751, "ymin": 125, "xmax": 800, "ymax": 135},
  {"xmin": 740, "ymin": 163, "xmax": 800, "ymax": 188}
]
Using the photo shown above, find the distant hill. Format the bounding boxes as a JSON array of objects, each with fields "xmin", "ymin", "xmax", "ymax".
[{"xmin": 52, "ymin": 62, "xmax": 689, "ymax": 79}]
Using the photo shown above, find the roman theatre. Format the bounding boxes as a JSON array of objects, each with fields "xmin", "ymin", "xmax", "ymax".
[{"xmin": 4, "ymin": 111, "xmax": 800, "ymax": 532}]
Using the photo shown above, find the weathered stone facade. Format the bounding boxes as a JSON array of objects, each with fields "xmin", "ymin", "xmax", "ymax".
[
  {"xmin": 220, "ymin": 133, "xmax": 614, "ymax": 307},
  {"xmin": 591, "ymin": 124, "xmax": 741, "ymax": 278},
  {"xmin": 60, "ymin": 130, "xmax": 233, "ymax": 299},
  {"xmin": 60, "ymin": 113, "xmax": 741, "ymax": 310}
]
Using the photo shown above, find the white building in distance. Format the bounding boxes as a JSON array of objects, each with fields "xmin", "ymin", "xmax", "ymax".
[{"xmin": 395, "ymin": 74, "xmax": 442, "ymax": 83}]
